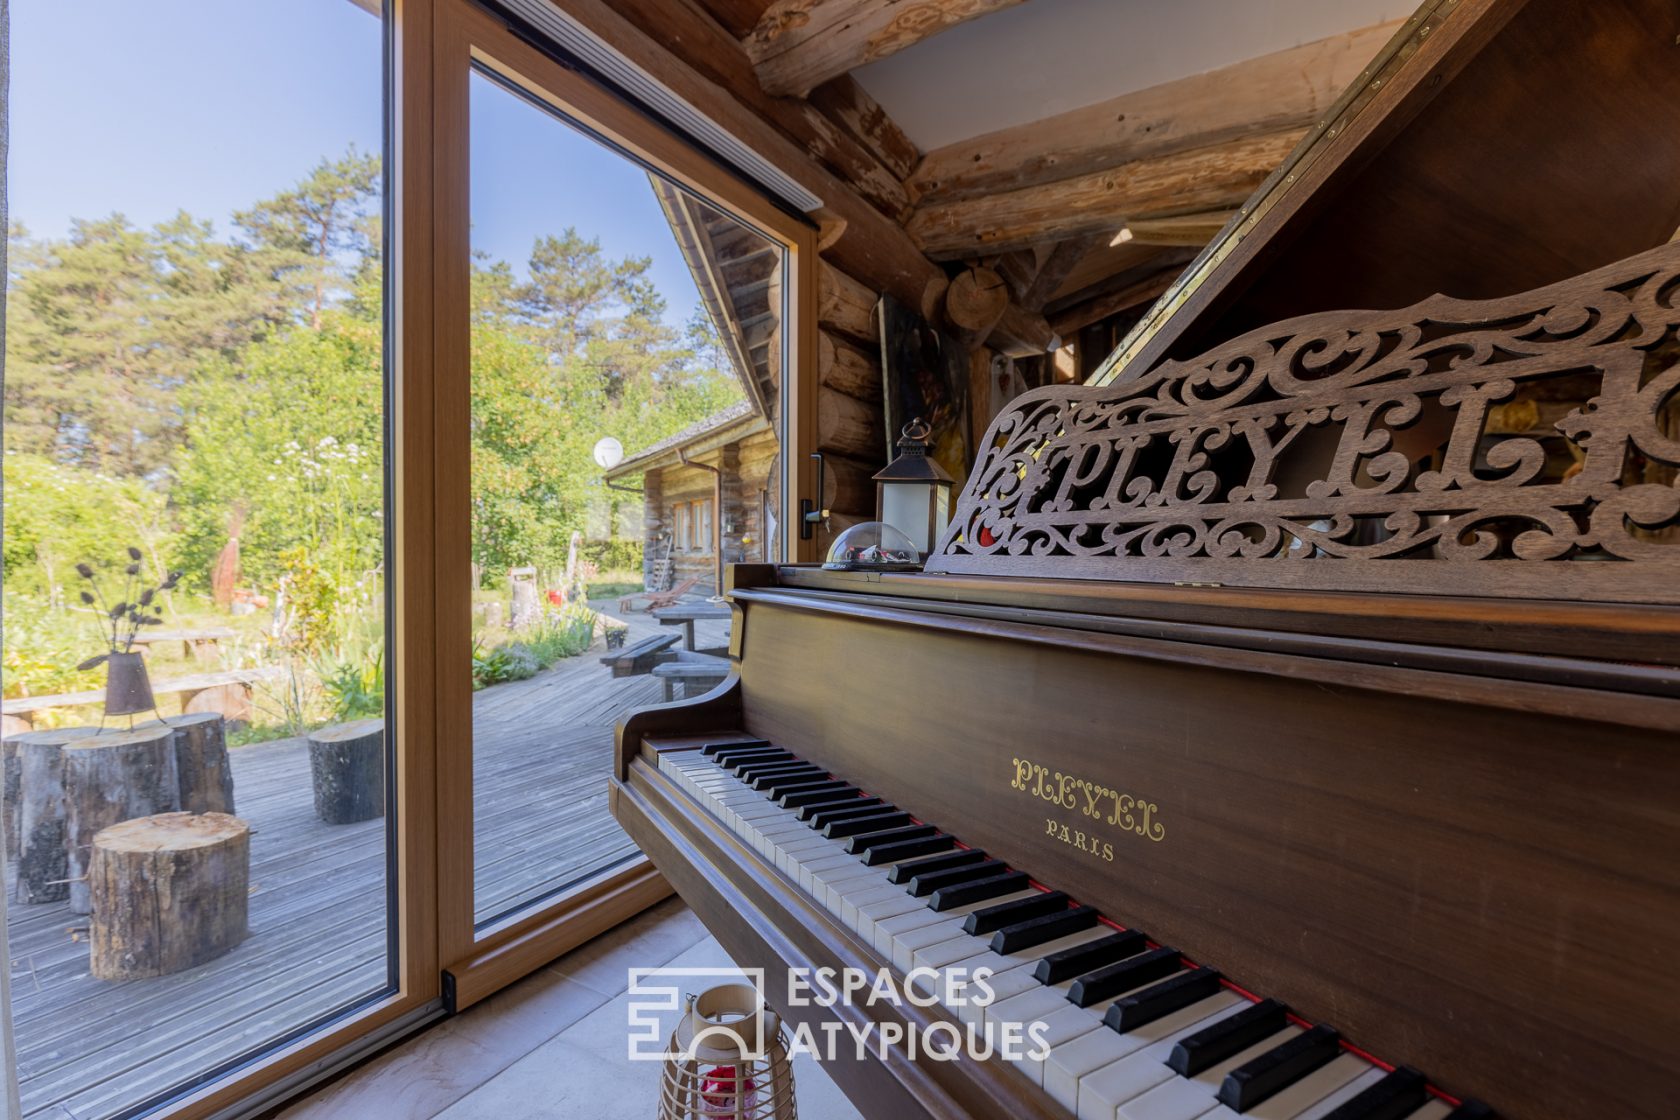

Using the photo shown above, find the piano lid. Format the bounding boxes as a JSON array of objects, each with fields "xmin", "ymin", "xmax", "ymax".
[{"xmin": 1093, "ymin": 0, "xmax": 1680, "ymax": 384}]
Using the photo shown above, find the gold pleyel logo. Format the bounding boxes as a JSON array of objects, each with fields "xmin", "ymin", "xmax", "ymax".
[{"xmin": 1010, "ymin": 757, "xmax": 1166, "ymax": 858}]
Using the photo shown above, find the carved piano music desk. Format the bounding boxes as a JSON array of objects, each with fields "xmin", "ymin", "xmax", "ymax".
[{"xmin": 613, "ymin": 5, "xmax": 1680, "ymax": 1118}]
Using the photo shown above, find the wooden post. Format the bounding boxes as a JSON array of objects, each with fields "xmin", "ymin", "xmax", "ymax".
[
  {"xmin": 153, "ymin": 713, "xmax": 236, "ymax": 814},
  {"xmin": 13, "ymin": 726, "xmax": 98, "ymax": 903},
  {"xmin": 63, "ymin": 727, "xmax": 182, "ymax": 915},
  {"xmin": 89, "ymin": 812, "xmax": 250, "ymax": 980},
  {"xmin": 307, "ymin": 719, "xmax": 385, "ymax": 825}
]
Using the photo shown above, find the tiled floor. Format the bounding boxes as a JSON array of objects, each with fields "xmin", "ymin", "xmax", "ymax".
[{"xmin": 279, "ymin": 898, "xmax": 864, "ymax": 1120}]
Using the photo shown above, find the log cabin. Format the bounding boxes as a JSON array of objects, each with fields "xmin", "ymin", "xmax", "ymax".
[{"xmin": 2, "ymin": 2, "xmax": 1678, "ymax": 1120}]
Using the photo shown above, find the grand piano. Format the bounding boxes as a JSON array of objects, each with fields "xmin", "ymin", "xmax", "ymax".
[{"xmin": 610, "ymin": 2, "xmax": 1680, "ymax": 1118}]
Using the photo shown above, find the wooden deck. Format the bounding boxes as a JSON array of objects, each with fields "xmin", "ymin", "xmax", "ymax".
[{"xmin": 5, "ymin": 601, "xmax": 729, "ymax": 1120}]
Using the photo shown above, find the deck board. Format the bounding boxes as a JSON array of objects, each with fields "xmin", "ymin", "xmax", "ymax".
[{"xmin": 5, "ymin": 602, "xmax": 729, "ymax": 1119}]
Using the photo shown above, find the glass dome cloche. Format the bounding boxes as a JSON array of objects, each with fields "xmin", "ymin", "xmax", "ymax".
[{"xmin": 822, "ymin": 521, "xmax": 922, "ymax": 571}]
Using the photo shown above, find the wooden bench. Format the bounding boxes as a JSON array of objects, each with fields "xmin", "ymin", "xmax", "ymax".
[
  {"xmin": 599, "ymin": 633, "xmax": 682, "ymax": 678},
  {"xmin": 130, "ymin": 628, "xmax": 236, "ymax": 664},
  {"xmin": 2, "ymin": 666, "xmax": 283, "ymax": 734},
  {"xmin": 652, "ymin": 651, "xmax": 732, "ymax": 702}
]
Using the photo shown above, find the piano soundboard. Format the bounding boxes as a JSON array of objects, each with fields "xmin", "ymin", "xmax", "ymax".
[{"xmin": 661, "ymin": 739, "xmax": 1495, "ymax": 1120}]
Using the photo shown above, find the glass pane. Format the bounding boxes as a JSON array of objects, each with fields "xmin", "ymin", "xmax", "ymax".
[
  {"xmin": 3, "ymin": 3, "xmax": 392, "ymax": 1116},
  {"xmin": 468, "ymin": 72, "xmax": 785, "ymax": 925}
]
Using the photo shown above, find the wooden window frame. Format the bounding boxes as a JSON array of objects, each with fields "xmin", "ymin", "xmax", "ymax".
[{"xmin": 430, "ymin": 0, "xmax": 817, "ymax": 1009}]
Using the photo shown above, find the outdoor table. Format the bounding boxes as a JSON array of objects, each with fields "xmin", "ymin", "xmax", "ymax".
[{"xmin": 651, "ymin": 600, "xmax": 731, "ymax": 651}]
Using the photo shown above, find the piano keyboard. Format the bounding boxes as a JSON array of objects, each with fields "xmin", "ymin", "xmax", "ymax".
[{"xmin": 661, "ymin": 741, "xmax": 1495, "ymax": 1120}]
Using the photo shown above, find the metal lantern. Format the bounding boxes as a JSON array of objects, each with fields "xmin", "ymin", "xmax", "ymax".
[
  {"xmin": 872, "ymin": 418, "xmax": 954, "ymax": 559},
  {"xmin": 658, "ymin": 983, "xmax": 797, "ymax": 1120}
]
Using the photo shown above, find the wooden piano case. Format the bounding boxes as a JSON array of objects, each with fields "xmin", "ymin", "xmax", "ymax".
[{"xmin": 614, "ymin": 2, "xmax": 1680, "ymax": 1118}]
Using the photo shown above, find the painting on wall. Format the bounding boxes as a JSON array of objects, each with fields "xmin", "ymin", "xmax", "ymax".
[{"xmin": 877, "ymin": 293, "xmax": 974, "ymax": 491}]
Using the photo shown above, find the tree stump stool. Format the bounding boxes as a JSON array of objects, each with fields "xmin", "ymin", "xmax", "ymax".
[
  {"xmin": 63, "ymin": 727, "xmax": 181, "ymax": 915},
  {"xmin": 13, "ymin": 726, "xmax": 98, "ymax": 903},
  {"xmin": 89, "ymin": 812, "xmax": 249, "ymax": 980},
  {"xmin": 307, "ymin": 719, "xmax": 384, "ymax": 824},
  {"xmin": 1, "ymin": 738, "xmax": 20, "ymax": 857},
  {"xmin": 144, "ymin": 713, "xmax": 236, "ymax": 814}
]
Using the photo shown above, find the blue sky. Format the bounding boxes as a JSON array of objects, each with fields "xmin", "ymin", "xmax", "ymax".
[{"xmin": 8, "ymin": 0, "xmax": 699, "ymax": 326}]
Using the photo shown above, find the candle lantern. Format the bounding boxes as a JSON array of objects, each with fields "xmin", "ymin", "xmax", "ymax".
[{"xmin": 871, "ymin": 418, "xmax": 954, "ymax": 559}]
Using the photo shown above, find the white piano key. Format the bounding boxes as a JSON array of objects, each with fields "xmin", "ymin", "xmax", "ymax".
[
  {"xmin": 855, "ymin": 890, "xmax": 932, "ymax": 940},
  {"xmin": 1192, "ymin": 1052, "xmax": 1371, "ymax": 1120},
  {"xmin": 883, "ymin": 891, "xmax": 1041, "ymax": 972},
  {"xmin": 1045, "ymin": 992, "xmax": 1245, "ymax": 1117},
  {"xmin": 798, "ymin": 852, "xmax": 858, "ymax": 894},
  {"xmin": 954, "ymin": 961, "xmax": 1042, "ymax": 1026},
  {"xmin": 1013, "ymin": 1004, "xmax": 1111, "ymax": 1086},
  {"xmin": 843, "ymin": 881, "xmax": 911, "ymax": 930},
  {"xmin": 1118, "ymin": 1026, "xmax": 1300, "ymax": 1120},
  {"xmin": 1284, "ymin": 1065, "xmax": 1389, "ymax": 1120},
  {"xmin": 1404, "ymin": 1101, "xmax": 1454, "ymax": 1120}
]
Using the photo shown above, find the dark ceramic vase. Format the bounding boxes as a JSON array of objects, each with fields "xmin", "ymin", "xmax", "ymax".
[{"xmin": 103, "ymin": 651, "xmax": 156, "ymax": 717}]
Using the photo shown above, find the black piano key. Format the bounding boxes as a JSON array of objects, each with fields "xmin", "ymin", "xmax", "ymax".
[
  {"xmin": 702, "ymin": 739, "xmax": 769, "ymax": 757},
  {"xmin": 1444, "ymin": 1101, "xmax": 1495, "ymax": 1119},
  {"xmin": 1066, "ymin": 945, "xmax": 1181, "ymax": 1008},
  {"xmin": 730, "ymin": 757, "xmax": 804, "ymax": 778},
  {"xmin": 1030, "ymin": 925, "xmax": 1142, "ymax": 981},
  {"xmin": 719, "ymin": 747, "xmax": 791, "ymax": 765},
  {"xmin": 777, "ymin": 782, "xmax": 856, "ymax": 808},
  {"xmin": 823, "ymin": 811, "xmax": 912, "ymax": 839},
  {"xmin": 751, "ymin": 768, "xmax": 829, "ymax": 793},
  {"xmin": 846, "ymin": 823, "xmax": 937, "ymax": 855},
  {"xmin": 907, "ymin": 858, "xmax": 1009, "ymax": 898},
  {"xmin": 887, "ymin": 848, "xmax": 987, "ymax": 885},
  {"xmin": 862, "ymin": 833, "xmax": 954, "ymax": 865},
  {"xmin": 1215, "ymin": 1024, "xmax": 1342, "ymax": 1113},
  {"xmin": 707, "ymin": 744, "xmax": 779, "ymax": 763},
  {"xmin": 1318, "ymin": 1067, "xmax": 1427, "ymax": 1120},
  {"xmin": 804, "ymin": 799, "xmax": 886, "ymax": 826},
  {"xmin": 964, "ymin": 890, "xmax": 1070, "ymax": 936},
  {"xmin": 1104, "ymin": 967, "xmax": 1223, "ymax": 1032},
  {"xmin": 929, "ymin": 871, "xmax": 1029, "ymax": 912},
  {"xmin": 739, "ymin": 760, "xmax": 816, "ymax": 782},
  {"xmin": 1167, "ymin": 997, "xmax": 1290, "ymax": 1077}
]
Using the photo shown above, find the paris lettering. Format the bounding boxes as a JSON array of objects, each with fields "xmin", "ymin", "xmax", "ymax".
[{"xmin": 1009, "ymin": 757, "xmax": 1165, "ymax": 845}]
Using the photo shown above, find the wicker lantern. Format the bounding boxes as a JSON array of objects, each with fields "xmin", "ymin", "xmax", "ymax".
[{"xmin": 658, "ymin": 983, "xmax": 797, "ymax": 1120}]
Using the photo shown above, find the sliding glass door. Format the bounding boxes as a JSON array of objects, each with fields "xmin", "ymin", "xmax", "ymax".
[
  {"xmin": 2, "ymin": 2, "xmax": 400, "ymax": 1117},
  {"xmin": 463, "ymin": 70, "xmax": 792, "ymax": 928},
  {"xmin": 0, "ymin": 0, "xmax": 813, "ymax": 1111},
  {"xmin": 429, "ymin": 0, "xmax": 814, "ymax": 999}
]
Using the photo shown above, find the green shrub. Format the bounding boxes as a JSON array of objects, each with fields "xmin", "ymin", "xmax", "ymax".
[
  {"xmin": 319, "ymin": 639, "xmax": 384, "ymax": 721},
  {"xmin": 525, "ymin": 604, "xmax": 596, "ymax": 665},
  {"xmin": 579, "ymin": 538, "xmax": 642, "ymax": 573}
]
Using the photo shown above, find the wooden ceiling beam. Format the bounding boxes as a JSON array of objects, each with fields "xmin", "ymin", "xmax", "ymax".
[
  {"xmin": 1122, "ymin": 210, "xmax": 1238, "ymax": 247},
  {"xmin": 746, "ymin": 0, "xmax": 1027, "ymax": 97},
  {"xmin": 806, "ymin": 75, "xmax": 922, "ymax": 181},
  {"xmin": 906, "ymin": 20, "xmax": 1403, "ymax": 207},
  {"xmin": 602, "ymin": 0, "xmax": 912, "ymax": 220},
  {"xmin": 907, "ymin": 129, "xmax": 1304, "ymax": 259},
  {"xmin": 1047, "ymin": 265, "xmax": 1185, "ymax": 337},
  {"xmin": 1020, "ymin": 233, "xmax": 1108, "ymax": 310},
  {"xmin": 556, "ymin": 0, "xmax": 950, "ymax": 321},
  {"xmin": 691, "ymin": 0, "xmax": 776, "ymax": 38}
]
